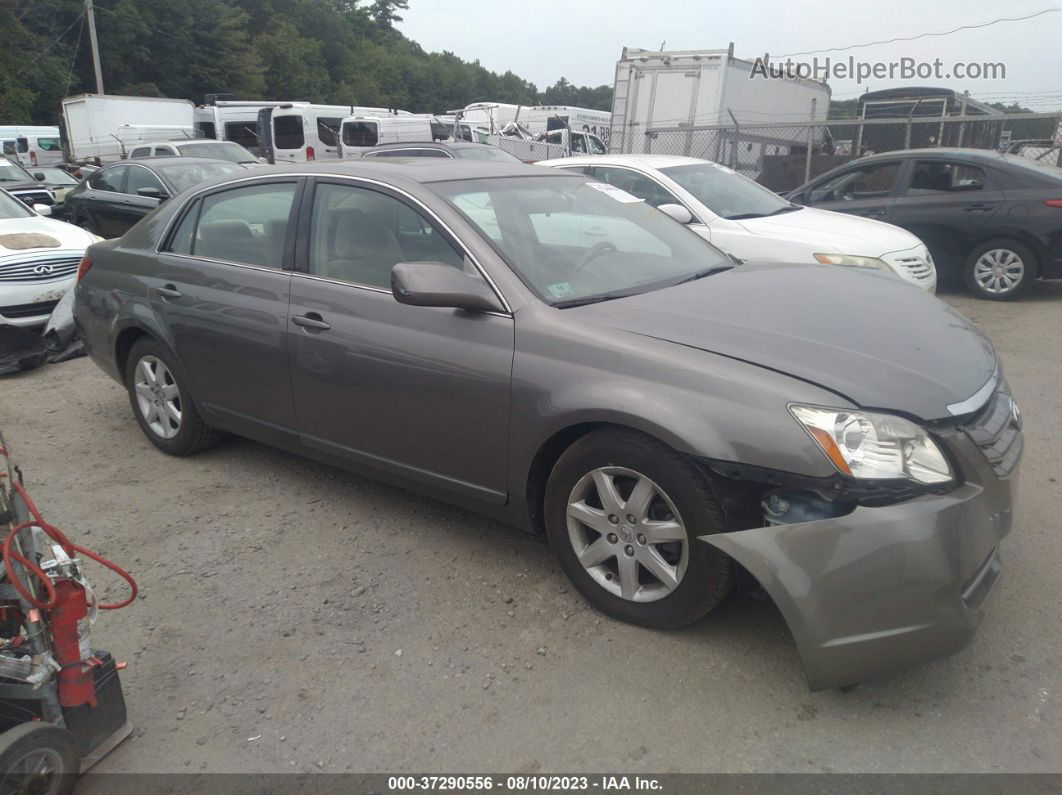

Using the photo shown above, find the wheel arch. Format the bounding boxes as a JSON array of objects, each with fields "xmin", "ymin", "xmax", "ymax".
[{"xmin": 523, "ymin": 418, "xmax": 706, "ymax": 535}]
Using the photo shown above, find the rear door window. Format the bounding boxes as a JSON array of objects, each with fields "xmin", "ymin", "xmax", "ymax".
[
  {"xmin": 192, "ymin": 182, "xmax": 298, "ymax": 268},
  {"xmin": 343, "ymin": 122, "xmax": 379, "ymax": 148},
  {"xmin": 274, "ymin": 116, "xmax": 304, "ymax": 150},
  {"xmin": 906, "ymin": 161, "xmax": 987, "ymax": 194}
]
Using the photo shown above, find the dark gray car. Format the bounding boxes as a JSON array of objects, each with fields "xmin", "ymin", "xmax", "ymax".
[{"xmin": 73, "ymin": 161, "xmax": 1021, "ymax": 690}]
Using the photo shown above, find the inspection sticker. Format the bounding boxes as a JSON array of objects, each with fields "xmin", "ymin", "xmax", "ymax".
[
  {"xmin": 546, "ymin": 282, "xmax": 576, "ymax": 298},
  {"xmin": 585, "ymin": 181, "xmax": 643, "ymax": 203}
]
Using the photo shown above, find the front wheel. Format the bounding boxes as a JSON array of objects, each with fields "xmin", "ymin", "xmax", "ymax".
[
  {"xmin": 544, "ymin": 428, "xmax": 733, "ymax": 629},
  {"xmin": 963, "ymin": 239, "xmax": 1037, "ymax": 300},
  {"xmin": 0, "ymin": 723, "xmax": 81, "ymax": 795}
]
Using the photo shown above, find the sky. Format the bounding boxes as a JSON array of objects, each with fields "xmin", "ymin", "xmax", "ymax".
[{"xmin": 399, "ymin": 0, "xmax": 1062, "ymax": 109}]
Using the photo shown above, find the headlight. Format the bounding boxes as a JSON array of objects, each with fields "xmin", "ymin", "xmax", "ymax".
[
  {"xmin": 789, "ymin": 404, "xmax": 953, "ymax": 484},
  {"xmin": 813, "ymin": 253, "xmax": 889, "ymax": 270}
]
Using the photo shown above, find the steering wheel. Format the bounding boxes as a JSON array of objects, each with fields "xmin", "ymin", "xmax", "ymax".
[{"xmin": 570, "ymin": 241, "xmax": 617, "ymax": 280}]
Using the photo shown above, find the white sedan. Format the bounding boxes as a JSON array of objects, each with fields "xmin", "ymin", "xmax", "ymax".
[
  {"xmin": 537, "ymin": 154, "xmax": 936, "ymax": 292},
  {"xmin": 0, "ymin": 189, "xmax": 98, "ymax": 327}
]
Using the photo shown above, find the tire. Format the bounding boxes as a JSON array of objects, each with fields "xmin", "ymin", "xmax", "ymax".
[
  {"xmin": 963, "ymin": 239, "xmax": 1038, "ymax": 300},
  {"xmin": 0, "ymin": 723, "xmax": 81, "ymax": 795},
  {"xmin": 125, "ymin": 337, "xmax": 221, "ymax": 456},
  {"xmin": 544, "ymin": 428, "xmax": 733, "ymax": 629}
]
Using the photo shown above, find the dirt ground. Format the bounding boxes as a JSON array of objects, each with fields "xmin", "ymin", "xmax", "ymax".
[{"xmin": 1, "ymin": 282, "xmax": 1060, "ymax": 778}]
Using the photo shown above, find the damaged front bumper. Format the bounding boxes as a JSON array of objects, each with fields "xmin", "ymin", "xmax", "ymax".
[{"xmin": 700, "ymin": 431, "xmax": 1015, "ymax": 691}]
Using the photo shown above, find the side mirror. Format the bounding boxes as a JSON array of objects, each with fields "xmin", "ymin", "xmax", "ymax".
[
  {"xmin": 258, "ymin": 156, "xmax": 269, "ymax": 164},
  {"xmin": 137, "ymin": 186, "xmax": 169, "ymax": 201},
  {"xmin": 391, "ymin": 261, "xmax": 503, "ymax": 313},
  {"xmin": 34, "ymin": 172, "xmax": 46, "ymax": 181},
  {"xmin": 658, "ymin": 203, "xmax": 693, "ymax": 224},
  {"xmin": 32, "ymin": 204, "xmax": 52, "ymax": 217}
]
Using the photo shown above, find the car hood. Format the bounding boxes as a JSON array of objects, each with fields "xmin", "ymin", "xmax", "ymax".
[
  {"xmin": 0, "ymin": 216, "xmax": 96, "ymax": 254},
  {"xmin": 567, "ymin": 261, "xmax": 996, "ymax": 420},
  {"xmin": 735, "ymin": 206, "xmax": 922, "ymax": 256}
]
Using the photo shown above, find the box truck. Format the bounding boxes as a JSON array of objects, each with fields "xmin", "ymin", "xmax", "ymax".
[
  {"xmin": 610, "ymin": 45, "xmax": 830, "ymax": 172},
  {"xmin": 60, "ymin": 94, "xmax": 196, "ymax": 164}
]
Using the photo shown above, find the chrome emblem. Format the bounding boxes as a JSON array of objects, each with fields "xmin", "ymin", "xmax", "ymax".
[{"xmin": 33, "ymin": 264, "xmax": 54, "ymax": 274}]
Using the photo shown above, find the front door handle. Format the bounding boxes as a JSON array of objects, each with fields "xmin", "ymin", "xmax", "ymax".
[
  {"xmin": 863, "ymin": 209, "xmax": 887, "ymax": 217},
  {"xmin": 963, "ymin": 203, "xmax": 993, "ymax": 212},
  {"xmin": 155, "ymin": 284, "xmax": 182, "ymax": 300},
  {"xmin": 292, "ymin": 313, "xmax": 331, "ymax": 331}
]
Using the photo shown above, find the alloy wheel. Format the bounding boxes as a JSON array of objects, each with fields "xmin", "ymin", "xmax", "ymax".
[
  {"xmin": 133, "ymin": 355, "xmax": 182, "ymax": 439},
  {"xmin": 566, "ymin": 466, "xmax": 689, "ymax": 602},
  {"xmin": 973, "ymin": 248, "xmax": 1025, "ymax": 295}
]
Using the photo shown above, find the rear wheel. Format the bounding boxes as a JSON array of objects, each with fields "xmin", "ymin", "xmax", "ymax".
[
  {"xmin": 125, "ymin": 337, "xmax": 221, "ymax": 456},
  {"xmin": 544, "ymin": 428, "xmax": 733, "ymax": 629},
  {"xmin": 963, "ymin": 239, "xmax": 1037, "ymax": 300}
]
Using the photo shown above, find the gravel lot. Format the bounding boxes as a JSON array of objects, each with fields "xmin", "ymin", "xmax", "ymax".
[{"xmin": 1, "ymin": 283, "xmax": 1059, "ymax": 777}]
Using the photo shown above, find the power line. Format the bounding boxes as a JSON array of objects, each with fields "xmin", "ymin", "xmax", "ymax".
[
  {"xmin": 776, "ymin": 9, "xmax": 1061, "ymax": 58},
  {"xmin": 63, "ymin": 13, "xmax": 86, "ymax": 96},
  {"xmin": 8, "ymin": 11, "xmax": 86, "ymax": 83}
]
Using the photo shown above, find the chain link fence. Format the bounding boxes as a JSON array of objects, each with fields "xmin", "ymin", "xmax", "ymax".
[{"xmin": 608, "ymin": 112, "xmax": 1062, "ymax": 192}]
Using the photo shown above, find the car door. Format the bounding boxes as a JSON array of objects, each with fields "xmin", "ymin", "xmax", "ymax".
[
  {"xmin": 115, "ymin": 164, "xmax": 166, "ymax": 232},
  {"xmin": 81, "ymin": 165, "xmax": 128, "ymax": 238},
  {"xmin": 797, "ymin": 160, "xmax": 904, "ymax": 220},
  {"xmin": 288, "ymin": 178, "xmax": 514, "ymax": 503},
  {"xmin": 886, "ymin": 159, "xmax": 1005, "ymax": 271},
  {"xmin": 153, "ymin": 178, "xmax": 302, "ymax": 446}
]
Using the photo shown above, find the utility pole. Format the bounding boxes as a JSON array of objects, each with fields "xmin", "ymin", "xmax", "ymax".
[{"xmin": 85, "ymin": 0, "xmax": 104, "ymax": 94}]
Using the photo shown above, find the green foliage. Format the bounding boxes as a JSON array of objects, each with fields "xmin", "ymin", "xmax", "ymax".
[{"xmin": 1, "ymin": 0, "xmax": 613, "ymax": 124}]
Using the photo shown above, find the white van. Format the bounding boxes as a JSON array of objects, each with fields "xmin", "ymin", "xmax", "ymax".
[
  {"xmin": 337, "ymin": 115, "xmax": 447, "ymax": 158},
  {"xmin": 260, "ymin": 103, "xmax": 412, "ymax": 163},
  {"xmin": 194, "ymin": 100, "xmax": 293, "ymax": 156},
  {"xmin": 0, "ymin": 126, "xmax": 64, "ymax": 168}
]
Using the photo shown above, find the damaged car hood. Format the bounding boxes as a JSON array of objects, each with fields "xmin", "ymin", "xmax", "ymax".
[{"xmin": 567, "ymin": 261, "xmax": 997, "ymax": 420}]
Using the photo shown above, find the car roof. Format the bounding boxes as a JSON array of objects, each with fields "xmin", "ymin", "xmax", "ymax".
[
  {"xmin": 849, "ymin": 147, "xmax": 1023, "ymax": 165},
  {"xmin": 139, "ymin": 140, "xmax": 240, "ymax": 147},
  {"xmin": 538, "ymin": 154, "xmax": 715, "ymax": 170},
  {"xmin": 366, "ymin": 141, "xmax": 501, "ymax": 152},
  {"xmin": 111, "ymin": 156, "xmax": 236, "ymax": 167},
  {"xmin": 221, "ymin": 159, "xmax": 566, "ymax": 185}
]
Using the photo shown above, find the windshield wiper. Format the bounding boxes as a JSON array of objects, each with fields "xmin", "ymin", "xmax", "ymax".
[
  {"xmin": 672, "ymin": 264, "xmax": 734, "ymax": 285},
  {"xmin": 725, "ymin": 204, "xmax": 801, "ymax": 220},
  {"xmin": 552, "ymin": 292, "xmax": 631, "ymax": 309}
]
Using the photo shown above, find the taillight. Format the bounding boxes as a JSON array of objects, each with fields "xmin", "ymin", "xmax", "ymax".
[
  {"xmin": 1044, "ymin": 199, "xmax": 1062, "ymax": 208},
  {"xmin": 306, "ymin": 146, "xmax": 315, "ymax": 161},
  {"xmin": 30, "ymin": 151, "xmax": 38, "ymax": 166},
  {"xmin": 76, "ymin": 256, "xmax": 92, "ymax": 282}
]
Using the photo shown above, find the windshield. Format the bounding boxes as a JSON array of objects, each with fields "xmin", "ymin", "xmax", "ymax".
[
  {"xmin": 661, "ymin": 163, "xmax": 796, "ymax": 220},
  {"xmin": 434, "ymin": 176, "xmax": 730, "ymax": 306},
  {"xmin": 0, "ymin": 189, "xmax": 33, "ymax": 219},
  {"xmin": 177, "ymin": 141, "xmax": 257, "ymax": 164},
  {"xmin": 0, "ymin": 158, "xmax": 33, "ymax": 184},
  {"xmin": 37, "ymin": 168, "xmax": 78, "ymax": 185},
  {"xmin": 453, "ymin": 147, "xmax": 521, "ymax": 163},
  {"xmin": 155, "ymin": 162, "xmax": 244, "ymax": 193}
]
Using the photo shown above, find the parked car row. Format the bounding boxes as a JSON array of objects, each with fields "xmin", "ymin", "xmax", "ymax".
[{"xmin": 73, "ymin": 159, "xmax": 1022, "ymax": 690}]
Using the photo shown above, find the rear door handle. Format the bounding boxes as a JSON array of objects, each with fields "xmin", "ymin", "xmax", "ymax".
[
  {"xmin": 963, "ymin": 203, "xmax": 993, "ymax": 212},
  {"xmin": 155, "ymin": 284, "xmax": 182, "ymax": 300},
  {"xmin": 292, "ymin": 313, "xmax": 331, "ymax": 331},
  {"xmin": 863, "ymin": 209, "xmax": 887, "ymax": 217}
]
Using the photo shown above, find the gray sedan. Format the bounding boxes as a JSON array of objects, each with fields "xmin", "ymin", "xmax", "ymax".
[{"xmin": 73, "ymin": 160, "xmax": 1021, "ymax": 690}]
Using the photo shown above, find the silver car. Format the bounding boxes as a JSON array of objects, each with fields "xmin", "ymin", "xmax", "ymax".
[{"xmin": 74, "ymin": 160, "xmax": 1021, "ymax": 690}]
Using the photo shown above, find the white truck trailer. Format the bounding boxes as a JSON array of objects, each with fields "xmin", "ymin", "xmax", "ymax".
[
  {"xmin": 610, "ymin": 45, "xmax": 830, "ymax": 173},
  {"xmin": 60, "ymin": 94, "xmax": 196, "ymax": 164}
]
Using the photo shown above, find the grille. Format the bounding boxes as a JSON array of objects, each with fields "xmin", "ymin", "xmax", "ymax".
[
  {"xmin": 10, "ymin": 189, "xmax": 55, "ymax": 207},
  {"xmin": 0, "ymin": 255, "xmax": 80, "ymax": 283},
  {"xmin": 0, "ymin": 300, "xmax": 58, "ymax": 319},
  {"xmin": 962, "ymin": 383, "xmax": 1023, "ymax": 478}
]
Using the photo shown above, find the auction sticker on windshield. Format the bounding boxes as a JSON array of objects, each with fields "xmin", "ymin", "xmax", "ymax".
[{"xmin": 585, "ymin": 182, "xmax": 642, "ymax": 203}]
